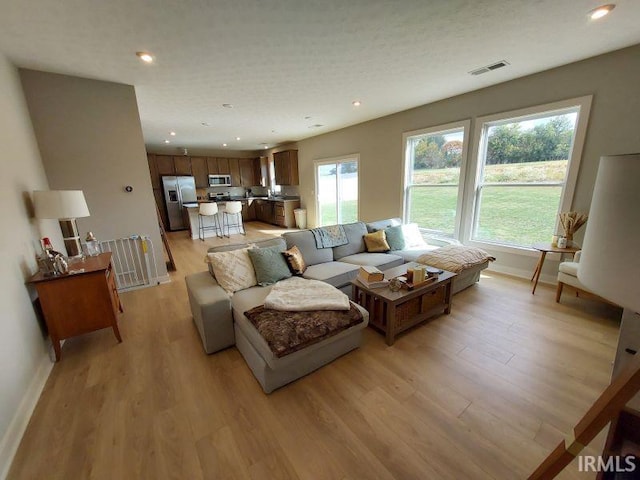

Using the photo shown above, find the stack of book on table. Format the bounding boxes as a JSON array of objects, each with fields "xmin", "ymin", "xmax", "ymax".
[{"xmin": 357, "ymin": 266, "xmax": 389, "ymax": 288}]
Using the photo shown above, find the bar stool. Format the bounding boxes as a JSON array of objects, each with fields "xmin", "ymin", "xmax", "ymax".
[
  {"xmin": 198, "ymin": 203, "xmax": 222, "ymax": 241},
  {"xmin": 222, "ymin": 201, "xmax": 246, "ymax": 237}
]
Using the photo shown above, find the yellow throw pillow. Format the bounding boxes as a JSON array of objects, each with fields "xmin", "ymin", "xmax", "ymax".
[
  {"xmin": 282, "ymin": 245, "xmax": 307, "ymax": 275},
  {"xmin": 364, "ymin": 230, "xmax": 390, "ymax": 252}
]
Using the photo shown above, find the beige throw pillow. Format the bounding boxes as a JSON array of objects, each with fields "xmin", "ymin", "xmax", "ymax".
[
  {"xmin": 364, "ymin": 230, "xmax": 390, "ymax": 252},
  {"xmin": 206, "ymin": 247, "xmax": 257, "ymax": 293}
]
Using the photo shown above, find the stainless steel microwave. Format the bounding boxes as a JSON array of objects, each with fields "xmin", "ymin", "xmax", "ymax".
[{"xmin": 208, "ymin": 174, "xmax": 232, "ymax": 187}]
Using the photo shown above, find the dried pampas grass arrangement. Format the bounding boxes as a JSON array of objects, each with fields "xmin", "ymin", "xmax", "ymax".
[{"xmin": 559, "ymin": 211, "xmax": 588, "ymax": 243}]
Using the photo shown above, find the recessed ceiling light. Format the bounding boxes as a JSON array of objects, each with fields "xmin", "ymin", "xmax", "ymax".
[
  {"xmin": 201, "ymin": 122, "xmax": 210, "ymax": 127},
  {"xmin": 222, "ymin": 104, "xmax": 233, "ymax": 108},
  {"xmin": 164, "ymin": 139, "xmax": 170, "ymax": 144},
  {"xmin": 304, "ymin": 116, "xmax": 312, "ymax": 120},
  {"xmin": 170, "ymin": 131, "xmax": 176, "ymax": 136},
  {"xmin": 308, "ymin": 124, "xmax": 324, "ymax": 129},
  {"xmin": 136, "ymin": 52, "xmax": 154, "ymax": 63},
  {"xmin": 264, "ymin": 146, "xmax": 268, "ymax": 149},
  {"xmin": 236, "ymin": 137, "xmax": 241, "ymax": 141},
  {"xmin": 352, "ymin": 100, "xmax": 361, "ymax": 107},
  {"xmin": 589, "ymin": 4, "xmax": 615, "ymax": 19}
]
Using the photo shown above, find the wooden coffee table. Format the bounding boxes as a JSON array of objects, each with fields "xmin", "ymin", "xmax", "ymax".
[{"xmin": 351, "ymin": 262, "xmax": 456, "ymax": 345}]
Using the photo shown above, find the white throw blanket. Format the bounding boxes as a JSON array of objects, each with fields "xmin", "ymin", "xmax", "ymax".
[{"xmin": 264, "ymin": 277, "xmax": 350, "ymax": 311}]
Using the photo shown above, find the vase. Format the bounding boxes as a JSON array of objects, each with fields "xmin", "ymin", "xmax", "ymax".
[{"xmin": 565, "ymin": 233, "xmax": 574, "ymax": 247}]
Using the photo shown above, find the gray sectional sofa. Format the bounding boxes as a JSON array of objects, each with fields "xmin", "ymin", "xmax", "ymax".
[{"xmin": 185, "ymin": 218, "xmax": 488, "ymax": 393}]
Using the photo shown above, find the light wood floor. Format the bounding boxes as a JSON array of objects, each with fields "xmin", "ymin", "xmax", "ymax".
[{"xmin": 9, "ymin": 222, "xmax": 622, "ymax": 479}]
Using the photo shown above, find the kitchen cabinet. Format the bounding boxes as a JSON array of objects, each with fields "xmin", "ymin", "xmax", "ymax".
[
  {"xmin": 242, "ymin": 200, "xmax": 256, "ymax": 222},
  {"xmin": 274, "ymin": 149, "xmax": 299, "ymax": 185},
  {"xmin": 191, "ymin": 157, "xmax": 209, "ymax": 188},
  {"xmin": 147, "ymin": 154, "xmax": 160, "ymax": 189},
  {"xmin": 156, "ymin": 155, "xmax": 175, "ymax": 176},
  {"xmin": 228, "ymin": 158, "xmax": 241, "ymax": 186},
  {"xmin": 256, "ymin": 157, "xmax": 267, "ymax": 187},
  {"xmin": 273, "ymin": 200, "xmax": 300, "ymax": 228},
  {"xmin": 217, "ymin": 158, "xmax": 230, "ymax": 174},
  {"xmin": 240, "ymin": 158, "xmax": 257, "ymax": 187},
  {"xmin": 207, "ymin": 157, "xmax": 219, "ymax": 174},
  {"xmin": 174, "ymin": 156, "xmax": 192, "ymax": 175},
  {"xmin": 27, "ymin": 253, "xmax": 123, "ymax": 361},
  {"xmin": 255, "ymin": 200, "xmax": 274, "ymax": 224}
]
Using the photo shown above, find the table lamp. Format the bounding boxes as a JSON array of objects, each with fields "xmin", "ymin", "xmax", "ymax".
[
  {"xmin": 33, "ymin": 190, "xmax": 90, "ymax": 257},
  {"xmin": 578, "ymin": 153, "xmax": 640, "ymax": 312}
]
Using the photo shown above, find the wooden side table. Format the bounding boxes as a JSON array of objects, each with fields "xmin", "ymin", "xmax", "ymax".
[
  {"xmin": 530, "ymin": 242, "xmax": 580, "ymax": 294},
  {"xmin": 28, "ymin": 252, "xmax": 123, "ymax": 361}
]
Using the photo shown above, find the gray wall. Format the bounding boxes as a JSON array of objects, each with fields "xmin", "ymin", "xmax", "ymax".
[
  {"xmin": 20, "ymin": 70, "xmax": 168, "ymax": 279},
  {"xmin": 291, "ymin": 44, "xmax": 640, "ymax": 280},
  {"xmin": 0, "ymin": 54, "xmax": 62, "ymax": 478}
]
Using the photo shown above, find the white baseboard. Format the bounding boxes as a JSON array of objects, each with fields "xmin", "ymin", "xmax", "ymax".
[
  {"xmin": 486, "ymin": 263, "xmax": 557, "ymax": 286},
  {"xmin": 0, "ymin": 352, "xmax": 53, "ymax": 480},
  {"xmin": 157, "ymin": 274, "xmax": 171, "ymax": 284}
]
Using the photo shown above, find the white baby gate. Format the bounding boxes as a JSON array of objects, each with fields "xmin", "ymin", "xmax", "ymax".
[{"xmin": 99, "ymin": 235, "xmax": 159, "ymax": 291}]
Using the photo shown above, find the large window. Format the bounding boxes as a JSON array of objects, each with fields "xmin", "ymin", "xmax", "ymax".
[
  {"xmin": 315, "ymin": 156, "xmax": 358, "ymax": 226},
  {"xmin": 468, "ymin": 97, "xmax": 591, "ymax": 248},
  {"xmin": 403, "ymin": 121, "xmax": 470, "ymax": 236}
]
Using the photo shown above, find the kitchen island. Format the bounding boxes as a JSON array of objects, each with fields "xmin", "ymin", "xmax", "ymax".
[{"xmin": 184, "ymin": 197, "xmax": 301, "ymax": 239}]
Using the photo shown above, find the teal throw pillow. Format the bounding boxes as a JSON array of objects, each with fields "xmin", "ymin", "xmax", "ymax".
[
  {"xmin": 248, "ymin": 245, "xmax": 292, "ymax": 286},
  {"xmin": 385, "ymin": 225, "xmax": 406, "ymax": 251}
]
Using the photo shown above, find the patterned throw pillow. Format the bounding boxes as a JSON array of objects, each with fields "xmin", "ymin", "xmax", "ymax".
[
  {"xmin": 364, "ymin": 230, "xmax": 390, "ymax": 252},
  {"xmin": 282, "ymin": 245, "xmax": 307, "ymax": 275},
  {"xmin": 384, "ymin": 225, "xmax": 406, "ymax": 251},
  {"xmin": 248, "ymin": 245, "xmax": 292, "ymax": 286},
  {"xmin": 207, "ymin": 247, "xmax": 257, "ymax": 293}
]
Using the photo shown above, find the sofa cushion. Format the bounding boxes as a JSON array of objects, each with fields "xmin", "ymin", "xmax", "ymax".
[
  {"xmin": 283, "ymin": 230, "xmax": 334, "ymax": 266},
  {"xmin": 248, "ymin": 245, "xmax": 292, "ymax": 286},
  {"xmin": 364, "ymin": 230, "xmax": 390, "ymax": 252},
  {"xmin": 282, "ymin": 245, "xmax": 307, "ymax": 275},
  {"xmin": 231, "ymin": 284, "xmax": 272, "ymax": 318},
  {"xmin": 559, "ymin": 261, "xmax": 579, "ymax": 276},
  {"xmin": 332, "ymin": 222, "xmax": 368, "ymax": 259},
  {"xmin": 338, "ymin": 252, "xmax": 404, "ymax": 271},
  {"xmin": 302, "ymin": 261, "xmax": 360, "ymax": 288},
  {"xmin": 208, "ymin": 247, "xmax": 257, "ymax": 293},
  {"xmin": 384, "ymin": 225, "xmax": 406, "ymax": 251},
  {"xmin": 394, "ymin": 246, "xmax": 440, "ymax": 262},
  {"xmin": 366, "ymin": 217, "xmax": 402, "ymax": 233}
]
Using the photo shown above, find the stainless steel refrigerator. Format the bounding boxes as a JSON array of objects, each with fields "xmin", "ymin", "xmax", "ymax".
[{"xmin": 162, "ymin": 176, "xmax": 197, "ymax": 231}]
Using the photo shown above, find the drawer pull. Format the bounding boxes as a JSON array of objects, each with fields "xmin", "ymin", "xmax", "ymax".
[{"xmin": 625, "ymin": 348, "xmax": 638, "ymax": 355}]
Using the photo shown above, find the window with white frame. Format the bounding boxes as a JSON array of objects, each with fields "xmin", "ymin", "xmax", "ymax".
[
  {"xmin": 315, "ymin": 155, "xmax": 359, "ymax": 226},
  {"xmin": 403, "ymin": 121, "xmax": 470, "ymax": 237},
  {"xmin": 468, "ymin": 97, "xmax": 591, "ymax": 248}
]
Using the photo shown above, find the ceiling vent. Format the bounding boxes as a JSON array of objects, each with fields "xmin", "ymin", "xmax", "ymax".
[{"xmin": 469, "ymin": 60, "xmax": 510, "ymax": 76}]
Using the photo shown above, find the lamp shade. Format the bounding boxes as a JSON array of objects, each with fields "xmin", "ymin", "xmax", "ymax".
[
  {"xmin": 578, "ymin": 154, "xmax": 640, "ymax": 311},
  {"xmin": 33, "ymin": 190, "xmax": 90, "ymax": 219}
]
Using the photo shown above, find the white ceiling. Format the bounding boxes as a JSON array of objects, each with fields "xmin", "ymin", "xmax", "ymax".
[{"xmin": 1, "ymin": 0, "xmax": 639, "ymax": 152}]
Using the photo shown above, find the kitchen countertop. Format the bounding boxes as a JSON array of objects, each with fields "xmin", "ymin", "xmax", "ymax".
[{"xmin": 184, "ymin": 197, "xmax": 300, "ymax": 208}]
